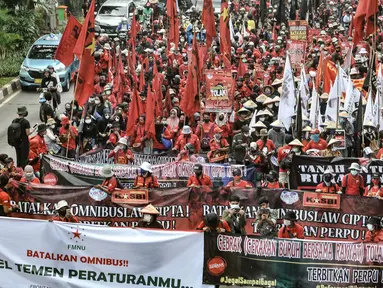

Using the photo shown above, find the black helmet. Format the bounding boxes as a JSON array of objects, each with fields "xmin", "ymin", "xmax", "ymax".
[
  {"xmin": 232, "ymin": 168, "xmax": 241, "ymax": 176},
  {"xmin": 204, "ymin": 213, "xmax": 219, "ymax": 228},
  {"xmin": 284, "ymin": 211, "xmax": 297, "ymax": 221},
  {"xmin": 43, "ymin": 68, "xmax": 51, "ymax": 75},
  {"xmin": 367, "ymin": 217, "xmax": 381, "ymax": 226},
  {"xmin": 47, "ymin": 65, "xmax": 55, "ymax": 72}
]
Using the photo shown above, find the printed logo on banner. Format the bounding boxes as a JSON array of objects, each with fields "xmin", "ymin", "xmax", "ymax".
[
  {"xmin": 210, "ymin": 84, "xmax": 228, "ymax": 99},
  {"xmin": 112, "ymin": 189, "xmax": 149, "ymax": 205},
  {"xmin": 68, "ymin": 226, "xmax": 86, "ymax": 244},
  {"xmin": 43, "ymin": 173, "xmax": 58, "ymax": 185},
  {"xmin": 89, "ymin": 188, "xmax": 108, "ymax": 201},
  {"xmin": 207, "ymin": 256, "xmax": 227, "ymax": 276},
  {"xmin": 280, "ymin": 190, "xmax": 299, "ymax": 204},
  {"xmin": 303, "ymin": 192, "xmax": 340, "ymax": 209}
]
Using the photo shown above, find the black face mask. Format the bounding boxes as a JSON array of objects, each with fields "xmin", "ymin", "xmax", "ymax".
[
  {"xmin": 324, "ymin": 175, "xmax": 332, "ymax": 182},
  {"xmin": 58, "ymin": 210, "xmax": 66, "ymax": 217},
  {"xmin": 204, "ymin": 119, "xmax": 210, "ymax": 123},
  {"xmin": 195, "ymin": 170, "xmax": 202, "ymax": 176},
  {"xmin": 219, "ymin": 116, "xmax": 224, "ymax": 121},
  {"xmin": 64, "ymin": 124, "xmax": 70, "ymax": 129}
]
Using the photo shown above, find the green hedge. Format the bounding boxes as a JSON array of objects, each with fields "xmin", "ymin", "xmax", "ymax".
[{"xmin": 0, "ymin": 53, "xmax": 24, "ymax": 77}]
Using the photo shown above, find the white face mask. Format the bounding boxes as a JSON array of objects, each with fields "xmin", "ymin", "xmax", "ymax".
[
  {"xmin": 95, "ymin": 100, "xmax": 101, "ymax": 105},
  {"xmin": 283, "ymin": 220, "xmax": 291, "ymax": 226},
  {"xmin": 230, "ymin": 204, "xmax": 240, "ymax": 210},
  {"xmin": 143, "ymin": 214, "xmax": 152, "ymax": 223},
  {"xmin": 292, "ymin": 147, "xmax": 300, "ymax": 153},
  {"xmin": 350, "ymin": 170, "xmax": 358, "ymax": 176},
  {"xmin": 50, "ymin": 125, "xmax": 55, "ymax": 129},
  {"xmin": 275, "ymin": 102, "xmax": 279, "ymax": 107},
  {"xmin": 367, "ymin": 224, "xmax": 375, "ymax": 231},
  {"xmin": 267, "ymin": 104, "xmax": 273, "ymax": 109},
  {"xmin": 259, "ymin": 117, "xmax": 266, "ymax": 121},
  {"xmin": 85, "ymin": 119, "xmax": 91, "ymax": 124}
]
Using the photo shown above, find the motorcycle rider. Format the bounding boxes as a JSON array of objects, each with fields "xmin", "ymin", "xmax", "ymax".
[{"xmin": 39, "ymin": 68, "xmax": 59, "ymax": 111}]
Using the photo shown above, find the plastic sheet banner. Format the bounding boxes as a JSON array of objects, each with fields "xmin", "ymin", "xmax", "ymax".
[
  {"xmin": 203, "ymin": 233, "xmax": 383, "ymax": 287},
  {"xmin": 287, "ymin": 40, "xmax": 306, "ymax": 68},
  {"xmin": 289, "ymin": 155, "xmax": 381, "ymax": 190},
  {"xmin": 9, "ymin": 184, "xmax": 382, "ymax": 242},
  {"xmin": 288, "ymin": 20, "xmax": 308, "ymax": 41},
  {"xmin": 0, "ymin": 217, "xmax": 204, "ymax": 288},
  {"xmin": 204, "ymin": 69, "xmax": 234, "ymax": 113},
  {"xmin": 41, "ymin": 155, "xmax": 247, "ymax": 189}
]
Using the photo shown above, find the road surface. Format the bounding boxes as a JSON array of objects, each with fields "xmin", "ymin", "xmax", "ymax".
[{"xmin": 0, "ymin": 85, "xmax": 74, "ymax": 160}]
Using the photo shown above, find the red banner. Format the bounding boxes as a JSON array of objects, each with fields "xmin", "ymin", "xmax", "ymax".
[
  {"xmin": 288, "ymin": 20, "xmax": 308, "ymax": 41},
  {"xmin": 287, "ymin": 40, "xmax": 306, "ymax": 68},
  {"xmin": 204, "ymin": 69, "xmax": 234, "ymax": 113},
  {"xmin": 9, "ymin": 183, "xmax": 382, "ymax": 242}
]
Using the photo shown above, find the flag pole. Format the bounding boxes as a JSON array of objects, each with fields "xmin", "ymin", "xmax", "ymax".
[{"xmin": 336, "ymin": 62, "xmax": 340, "ymax": 128}]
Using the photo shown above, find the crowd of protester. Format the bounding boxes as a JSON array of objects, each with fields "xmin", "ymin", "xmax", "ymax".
[{"xmin": 1, "ymin": 0, "xmax": 383, "ymax": 242}]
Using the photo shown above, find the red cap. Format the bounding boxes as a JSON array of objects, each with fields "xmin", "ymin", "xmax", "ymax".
[
  {"xmin": 61, "ymin": 116, "xmax": 70, "ymax": 125},
  {"xmin": 311, "ymin": 129, "xmax": 320, "ymax": 134}
]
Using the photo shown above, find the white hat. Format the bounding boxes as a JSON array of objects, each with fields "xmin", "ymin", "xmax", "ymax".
[
  {"xmin": 56, "ymin": 200, "xmax": 69, "ymax": 211},
  {"xmin": 364, "ymin": 121, "xmax": 375, "ymax": 127},
  {"xmin": 256, "ymin": 109, "xmax": 270, "ymax": 117},
  {"xmin": 243, "ymin": 100, "xmax": 257, "ymax": 109},
  {"xmin": 237, "ymin": 107, "xmax": 250, "ymax": 113},
  {"xmin": 104, "ymin": 43, "xmax": 111, "ymax": 50},
  {"xmin": 271, "ymin": 78, "xmax": 283, "ymax": 86},
  {"xmin": 271, "ymin": 120, "xmax": 284, "ymax": 128},
  {"xmin": 118, "ymin": 138, "xmax": 128, "ymax": 146},
  {"xmin": 350, "ymin": 67, "xmax": 359, "ymax": 75},
  {"xmin": 303, "ymin": 126, "xmax": 312, "ymax": 132},
  {"xmin": 328, "ymin": 138, "xmax": 341, "ymax": 146},
  {"xmin": 253, "ymin": 121, "xmax": 267, "ymax": 128},
  {"xmin": 288, "ymin": 139, "xmax": 304, "ymax": 147},
  {"xmin": 100, "ymin": 165, "xmax": 114, "ymax": 178},
  {"xmin": 158, "ymin": 29, "xmax": 166, "ymax": 33},
  {"xmin": 349, "ymin": 162, "xmax": 361, "ymax": 171},
  {"xmin": 309, "ymin": 71, "xmax": 317, "ymax": 78},
  {"xmin": 140, "ymin": 162, "xmax": 153, "ymax": 173},
  {"xmin": 359, "ymin": 48, "xmax": 368, "ymax": 54},
  {"xmin": 182, "ymin": 125, "xmax": 191, "ymax": 134}
]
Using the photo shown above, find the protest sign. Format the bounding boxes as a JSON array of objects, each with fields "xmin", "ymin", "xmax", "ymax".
[
  {"xmin": 203, "ymin": 233, "xmax": 383, "ymax": 287},
  {"xmin": 0, "ymin": 217, "xmax": 203, "ymax": 288},
  {"xmin": 204, "ymin": 69, "xmax": 234, "ymax": 113},
  {"xmin": 289, "ymin": 155, "xmax": 380, "ymax": 190},
  {"xmin": 41, "ymin": 155, "xmax": 247, "ymax": 188},
  {"xmin": 9, "ymin": 184, "xmax": 383, "ymax": 242},
  {"xmin": 334, "ymin": 130, "xmax": 346, "ymax": 150},
  {"xmin": 288, "ymin": 20, "xmax": 308, "ymax": 41},
  {"xmin": 287, "ymin": 40, "xmax": 306, "ymax": 68}
]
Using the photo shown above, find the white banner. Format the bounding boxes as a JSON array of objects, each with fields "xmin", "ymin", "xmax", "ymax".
[{"xmin": 0, "ymin": 218, "xmax": 204, "ymax": 288}]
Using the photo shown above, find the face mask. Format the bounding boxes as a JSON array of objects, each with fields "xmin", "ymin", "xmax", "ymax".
[
  {"xmin": 106, "ymin": 90, "xmax": 112, "ymax": 95},
  {"xmin": 350, "ymin": 170, "xmax": 358, "ymax": 176},
  {"xmin": 105, "ymin": 115, "xmax": 110, "ymax": 119},
  {"xmin": 50, "ymin": 125, "xmax": 55, "ymax": 129},
  {"xmin": 283, "ymin": 220, "xmax": 291, "ymax": 226},
  {"xmin": 65, "ymin": 106, "xmax": 71, "ymax": 111},
  {"xmin": 292, "ymin": 147, "xmax": 300, "ymax": 153},
  {"xmin": 64, "ymin": 124, "xmax": 70, "ymax": 129},
  {"xmin": 243, "ymin": 132, "xmax": 250, "ymax": 137},
  {"xmin": 143, "ymin": 214, "xmax": 152, "ymax": 223},
  {"xmin": 95, "ymin": 100, "xmax": 101, "ymax": 105},
  {"xmin": 219, "ymin": 116, "xmax": 224, "ymax": 121},
  {"xmin": 324, "ymin": 175, "xmax": 332, "ymax": 182},
  {"xmin": 230, "ymin": 204, "xmax": 240, "ymax": 210},
  {"xmin": 204, "ymin": 119, "xmax": 210, "ymax": 123},
  {"xmin": 259, "ymin": 117, "xmax": 266, "ymax": 121},
  {"xmin": 367, "ymin": 224, "xmax": 375, "ymax": 231},
  {"xmin": 340, "ymin": 118, "xmax": 345, "ymax": 124},
  {"xmin": 161, "ymin": 121, "xmax": 167, "ymax": 125},
  {"xmin": 85, "ymin": 119, "xmax": 91, "ymax": 124},
  {"xmin": 275, "ymin": 102, "xmax": 279, "ymax": 107},
  {"xmin": 25, "ymin": 173, "xmax": 34, "ymax": 180},
  {"xmin": 311, "ymin": 135, "xmax": 320, "ymax": 142},
  {"xmin": 214, "ymin": 134, "xmax": 221, "ymax": 140},
  {"xmin": 372, "ymin": 179, "xmax": 379, "ymax": 186},
  {"xmin": 267, "ymin": 104, "xmax": 273, "ymax": 109},
  {"xmin": 58, "ymin": 209, "xmax": 66, "ymax": 217},
  {"xmin": 89, "ymin": 98, "xmax": 95, "ymax": 103}
]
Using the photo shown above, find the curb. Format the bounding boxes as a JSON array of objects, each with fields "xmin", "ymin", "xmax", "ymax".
[{"xmin": 0, "ymin": 78, "xmax": 20, "ymax": 102}]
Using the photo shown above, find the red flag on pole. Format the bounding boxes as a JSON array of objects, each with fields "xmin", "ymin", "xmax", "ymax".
[
  {"xmin": 323, "ymin": 60, "xmax": 337, "ymax": 94},
  {"xmin": 73, "ymin": 0, "xmax": 96, "ymax": 106},
  {"xmin": 237, "ymin": 60, "xmax": 248, "ymax": 78},
  {"xmin": 126, "ymin": 87, "xmax": 140, "ymax": 136},
  {"xmin": 145, "ymin": 87, "xmax": 156, "ymax": 138},
  {"xmin": 219, "ymin": 0, "xmax": 231, "ymax": 61},
  {"xmin": 131, "ymin": 13, "xmax": 140, "ymax": 47},
  {"xmin": 202, "ymin": 0, "xmax": 216, "ymax": 49},
  {"xmin": 55, "ymin": 14, "xmax": 82, "ymax": 66},
  {"xmin": 353, "ymin": 0, "xmax": 378, "ymax": 45},
  {"xmin": 180, "ymin": 33, "xmax": 200, "ymax": 117},
  {"xmin": 152, "ymin": 62, "xmax": 163, "ymax": 117},
  {"xmin": 166, "ymin": 0, "xmax": 179, "ymax": 46}
]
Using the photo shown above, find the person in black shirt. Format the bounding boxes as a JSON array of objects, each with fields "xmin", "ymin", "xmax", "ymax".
[
  {"xmin": 40, "ymin": 69, "xmax": 59, "ymax": 110},
  {"xmin": 81, "ymin": 114, "xmax": 98, "ymax": 152},
  {"xmin": 39, "ymin": 93, "xmax": 54, "ymax": 123},
  {"xmin": 12, "ymin": 106, "xmax": 32, "ymax": 169},
  {"xmin": 82, "ymin": 0, "xmax": 90, "ymax": 17}
]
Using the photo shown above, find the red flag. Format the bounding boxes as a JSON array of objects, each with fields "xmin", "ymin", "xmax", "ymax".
[
  {"xmin": 166, "ymin": 0, "xmax": 179, "ymax": 46},
  {"xmin": 353, "ymin": 0, "xmax": 378, "ymax": 45},
  {"xmin": 164, "ymin": 88, "xmax": 172, "ymax": 116},
  {"xmin": 107, "ymin": 52, "xmax": 114, "ymax": 82},
  {"xmin": 145, "ymin": 87, "xmax": 156, "ymax": 138},
  {"xmin": 131, "ymin": 14, "xmax": 140, "ymax": 47},
  {"xmin": 126, "ymin": 87, "xmax": 140, "ymax": 136},
  {"xmin": 219, "ymin": 0, "xmax": 231, "ymax": 61},
  {"xmin": 73, "ymin": 0, "xmax": 96, "ymax": 106},
  {"xmin": 237, "ymin": 60, "xmax": 248, "ymax": 78},
  {"xmin": 323, "ymin": 60, "xmax": 337, "ymax": 94},
  {"xmin": 55, "ymin": 14, "xmax": 82, "ymax": 66},
  {"xmin": 202, "ymin": 0, "xmax": 216, "ymax": 48},
  {"xmin": 272, "ymin": 22, "xmax": 277, "ymax": 42},
  {"xmin": 180, "ymin": 33, "xmax": 200, "ymax": 117},
  {"xmin": 152, "ymin": 62, "xmax": 163, "ymax": 117},
  {"xmin": 315, "ymin": 50, "xmax": 324, "ymax": 89},
  {"xmin": 139, "ymin": 67, "xmax": 145, "ymax": 92}
]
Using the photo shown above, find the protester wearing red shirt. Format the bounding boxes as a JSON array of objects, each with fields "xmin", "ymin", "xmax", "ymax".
[
  {"xmin": 303, "ymin": 129, "xmax": 328, "ymax": 152},
  {"xmin": 50, "ymin": 200, "xmax": 79, "ymax": 223},
  {"xmin": 133, "ymin": 162, "xmax": 159, "ymax": 189},
  {"xmin": 256, "ymin": 129, "xmax": 276, "ymax": 153},
  {"xmin": 226, "ymin": 168, "xmax": 253, "ymax": 188},
  {"xmin": 262, "ymin": 170, "xmax": 283, "ymax": 188},
  {"xmin": 341, "ymin": 163, "xmax": 365, "ymax": 196},
  {"xmin": 107, "ymin": 122, "xmax": 121, "ymax": 148},
  {"xmin": 0, "ymin": 175, "xmax": 18, "ymax": 216},
  {"xmin": 195, "ymin": 112, "xmax": 217, "ymax": 151},
  {"xmin": 131, "ymin": 115, "xmax": 147, "ymax": 150},
  {"xmin": 196, "ymin": 213, "xmax": 231, "ymax": 233},
  {"xmin": 278, "ymin": 211, "xmax": 304, "ymax": 239},
  {"xmin": 364, "ymin": 174, "xmax": 383, "ymax": 197},
  {"xmin": 20, "ymin": 165, "xmax": 41, "ymax": 184},
  {"xmin": 59, "ymin": 116, "xmax": 78, "ymax": 159},
  {"xmin": 95, "ymin": 165, "xmax": 121, "ymax": 193},
  {"xmin": 187, "ymin": 164, "xmax": 212, "ymax": 187},
  {"xmin": 207, "ymin": 127, "xmax": 229, "ymax": 163},
  {"xmin": 173, "ymin": 126, "xmax": 201, "ymax": 153},
  {"xmin": 315, "ymin": 170, "xmax": 341, "ymax": 193},
  {"xmin": 108, "ymin": 138, "xmax": 134, "ymax": 164},
  {"xmin": 365, "ymin": 217, "xmax": 383, "ymax": 243}
]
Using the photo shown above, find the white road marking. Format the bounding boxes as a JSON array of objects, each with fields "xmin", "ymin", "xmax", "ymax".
[{"xmin": 0, "ymin": 90, "xmax": 21, "ymax": 108}]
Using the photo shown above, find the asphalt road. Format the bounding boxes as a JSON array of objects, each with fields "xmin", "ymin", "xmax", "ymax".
[{"xmin": 0, "ymin": 85, "xmax": 74, "ymax": 160}]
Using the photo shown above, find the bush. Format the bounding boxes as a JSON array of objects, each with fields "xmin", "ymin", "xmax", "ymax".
[{"xmin": 0, "ymin": 52, "xmax": 24, "ymax": 77}]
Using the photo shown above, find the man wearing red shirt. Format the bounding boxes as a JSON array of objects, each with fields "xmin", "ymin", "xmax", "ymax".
[
  {"xmin": 303, "ymin": 129, "xmax": 328, "ymax": 152},
  {"xmin": 315, "ymin": 170, "xmax": 341, "ymax": 193},
  {"xmin": 278, "ymin": 211, "xmax": 304, "ymax": 239},
  {"xmin": 95, "ymin": 165, "xmax": 122, "ymax": 193},
  {"xmin": 133, "ymin": 162, "xmax": 159, "ymax": 189},
  {"xmin": 0, "ymin": 175, "xmax": 18, "ymax": 216},
  {"xmin": 226, "ymin": 168, "xmax": 253, "ymax": 188},
  {"xmin": 365, "ymin": 217, "xmax": 383, "ymax": 243},
  {"xmin": 50, "ymin": 200, "xmax": 78, "ymax": 223},
  {"xmin": 187, "ymin": 164, "xmax": 212, "ymax": 187},
  {"xmin": 341, "ymin": 163, "xmax": 365, "ymax": 196},
  {"xmin": 196, "ymin": 213, "xmax": 231, "ymax": 233},
  {"xmin": 173, "ymin": 126, "xmax": 201, "ymax": 153},
  {"xmin": 20, "ymin": 165, "xmax": 41, "ymax": 184},
  {"xmin": 256, "ymin": 129, "xmax": 276, "ymax": 153},
  {"xmin": 207, "ymin": 127, "xmax": 229, "ymax": 163},
  {"xmin": 59, "ymin": 116, "xmax": 78, "ymax": 158},
  {"xmin": 108, "ymin": 138, "xmax": 134, "ymax": 164},
  {"xmin": 195, "ymin": 112, "xmax": 217, "ymax": 152}
]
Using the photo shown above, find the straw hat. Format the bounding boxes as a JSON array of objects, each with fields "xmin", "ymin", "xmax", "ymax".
[
  {"xmin": 271, "ymin": 78, "xmax": 283, "ymax": 86},
  {"xmin": 320, "ymin": 93, "xmax": 329, "ymax": 99},
  {"xmin": 349, "ymin": 162, "xmax": 361, "ymax": 171},
  {"xmin": 270, "ymin": 120, "xmax": 284, "ymax": 128},
  {"xmin": 328, "ymin": 138, "xmax": 341, "ymax": 146},
  {"xmin": 264, "ymin": 96, "xmax": 280, "ymax": 105},
  {"xmin": 256, "ymin": 110, "xmax": 270, "ymax": 117},
  {"xmin": 302, "ymin": 126, "xmax": 312, "ymax": 132},
  {"xmin": 140, "ymin": 204, "xmax": 160, "ymax": 215},
  {"xmin": 253, "ymin": 121, "xmax": 267, "ymax": 128},
  {"xmin": 256, "ymin": 94, "xmax": 268, "ymax": 103},
  {"xmin": 243, "ymin": 100, "xmax": 257, "ymax": 109},
  {"xmin": 237, "ymin": 107, "xmax": 250, "ymax": 114},
  {"xmin": 100, "ymin": 165, "xmax": 114, "ymax": 178},
  {"xmin": 364, "ymin": 121, "xmax": 376, "ymax": 127},
  {"xmin": 288, "ymin": 139, "xmax": 304, "ymax": 147},
  {"xmin": 339, "ymin": 111, "xmax": 349, "ymax": 118}
]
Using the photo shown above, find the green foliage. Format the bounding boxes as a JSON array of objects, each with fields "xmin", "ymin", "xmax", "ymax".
[{"xmin": 0, "ymin": 52, "xmax": 24, "ymax": 77}]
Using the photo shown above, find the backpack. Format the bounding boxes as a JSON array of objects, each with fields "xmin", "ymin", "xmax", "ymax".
[
  {"xmin": 201, "ymin": 125, "xmax": 214, "ymax": 151},
  {"xmin": 7, "ymin": 119, "xmax": 23, "ymax": 147}
]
